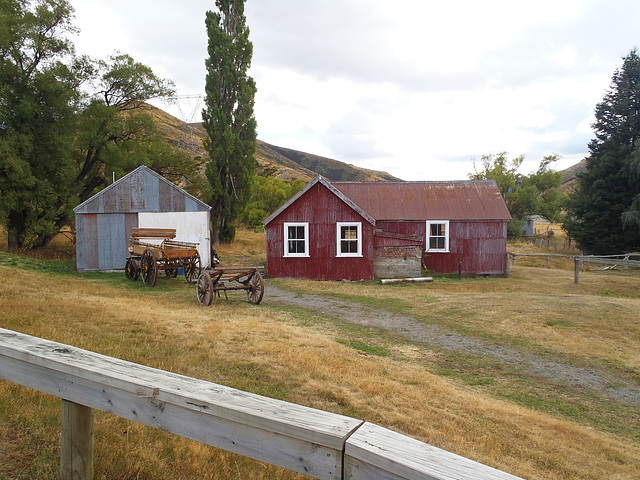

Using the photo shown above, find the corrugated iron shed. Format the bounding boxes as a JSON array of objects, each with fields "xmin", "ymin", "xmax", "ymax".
[
  {"xmin": 73, "ymin": 166, "xmax": 211, "ymax": 272},
  {"xmin": 333, "ymin": 181, "xmax": 511, "ymax": 221}
]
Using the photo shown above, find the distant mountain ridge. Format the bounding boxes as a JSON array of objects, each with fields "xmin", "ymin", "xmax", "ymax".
[
  {"xmin": 257, "ymin": 141, "xmax": 401, "ymax": 182},
  {"xmin": 148, "ymin": 103, "xmax": 583, "ymax": 187},
  {"xmin": 147, "ymin": 104, "xmax": 400, "ymax": 183}
]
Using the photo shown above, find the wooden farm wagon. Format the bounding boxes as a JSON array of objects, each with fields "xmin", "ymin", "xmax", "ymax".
[
  {"xmin": 195, "ymin": 266, "xmax": 264, "ymax": 306},
  {"xmin": 125, "ymin": 228, "xmax": 202, "ymax": 287}
]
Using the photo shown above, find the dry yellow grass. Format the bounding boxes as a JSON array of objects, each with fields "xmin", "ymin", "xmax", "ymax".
[
  {"xmin": 213, "ymin": 227, "xmax": 267, "ymax": 266},
  {"xmin": 1, "ymin": 261, "xmax": 639, "ymax": 479},
  {"xmin": 279, "ymin": 266, "xmax": 640, "ymax": 374}
]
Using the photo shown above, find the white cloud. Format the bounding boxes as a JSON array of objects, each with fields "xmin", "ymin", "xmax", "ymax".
[{"xmin": 69, "ymin": 0, "xmax": 640, "ymax": 181}]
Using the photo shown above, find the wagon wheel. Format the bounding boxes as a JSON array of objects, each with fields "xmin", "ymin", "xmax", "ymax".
[
  {"xmin": 196, "ymin": 272, "xmax": 214, "ymax": 306},
  {"xmin": 140, "ymin": 249, "xmax": 158, "ymax": 287},
  {"xmin": 246, "ymin": 271, "xmax": 264, "ymax": 304},
  {"xmin": 125, "ymin": 258, "xmax": 139, "ymax": 281},
  {"xmin": 184, "ymin": 252, "xmax": 201, "ymax": 284}
]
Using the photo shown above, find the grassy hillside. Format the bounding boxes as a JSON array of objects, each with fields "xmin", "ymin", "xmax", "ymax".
[
  {"xmin": 147, "ymin": 104, "xmax": 400, "ymax": 183},
  {"xmin": 559, "ymin": 158, "xmax": 587, "ymax": 193},
  {"xmin": 259, "ymin": 141, "xmax": 401, "ymax": 182}
]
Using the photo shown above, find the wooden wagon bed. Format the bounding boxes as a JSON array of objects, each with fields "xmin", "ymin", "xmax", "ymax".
[{"xmin": 125, "ymin": 228, "xmax": 202, "ymax": 287}]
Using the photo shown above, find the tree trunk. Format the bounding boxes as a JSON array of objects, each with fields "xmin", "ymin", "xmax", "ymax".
[
  {"xmin": 211, "ymin": 214, "xmax": 222, "ymax": 245},
  {"xmin": 7, "ymin": 210, "xmax": 26, "ymax": 250}
]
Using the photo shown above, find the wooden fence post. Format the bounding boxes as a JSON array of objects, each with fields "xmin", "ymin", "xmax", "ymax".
[
  {"xmin": 574, "ymin": 257, "xmax": 581, "ymax": 284},
  {"xmin": 61, "ymin": 400, "xmax": 94, "ymax": 480}
]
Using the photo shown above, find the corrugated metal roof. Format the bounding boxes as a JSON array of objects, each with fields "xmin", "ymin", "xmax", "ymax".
[{"xmin": 333, "ymin": 180, "xmax": 511, "ymax": 221}]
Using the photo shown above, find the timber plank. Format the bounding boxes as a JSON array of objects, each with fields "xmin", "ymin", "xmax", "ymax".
[
  {"xmin": 0, "ymin": 328, "xmax": 362, "ymax": 480},
  {"xmin": 345, "ymin": 422, "xmax": 522, "ymax": 480},
  {"xmin": 131, "ymin": 228, "xmax": 176, "ymax": 239}
]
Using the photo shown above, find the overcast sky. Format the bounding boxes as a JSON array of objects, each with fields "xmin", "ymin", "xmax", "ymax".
[{"xmin": 71, "ymin": 0, "xmax": 639, "ymax": 181}]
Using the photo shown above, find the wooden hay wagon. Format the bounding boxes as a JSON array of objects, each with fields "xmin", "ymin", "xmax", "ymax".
[
  {"xmin": 196, "ymin": 266, "xmax": 264, "ymax": 306},
  {"xmin": 125, "ymin": 228, "xmax": 202, "ymax": 287}
]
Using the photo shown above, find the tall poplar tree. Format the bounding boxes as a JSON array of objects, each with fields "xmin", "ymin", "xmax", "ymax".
[
  {"xmin": 564, "ymin": 49, "xmax": 640, "ymax": 253},
  {"xmin": 202, "ymin": 0, "xmax": 257, "ymax": 244}
]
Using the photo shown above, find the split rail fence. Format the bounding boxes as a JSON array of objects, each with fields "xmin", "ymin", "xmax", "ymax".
[
  {"xmin": 506, "ymin": 252, "xmax": 640, "ymax": 283},
  {"xmin": 0, "ymin": 327, "xmax": 522, "ymax": 480}
]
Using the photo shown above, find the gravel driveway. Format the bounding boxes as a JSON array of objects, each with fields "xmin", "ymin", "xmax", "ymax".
[{"xmin": 264, "ymin": 285, "xmax": 640, "ymax": 407}]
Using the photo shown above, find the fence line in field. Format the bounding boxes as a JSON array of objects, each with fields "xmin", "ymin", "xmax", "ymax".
[
  {"xmin": 0, "ymin": 327, "xmax": 522, "ymax": 480},
  {"xmin": 506, "ymin": 252, "xmax": 640, "ymax": 283}
]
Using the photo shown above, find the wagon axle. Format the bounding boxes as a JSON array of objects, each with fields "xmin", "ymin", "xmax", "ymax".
[{"xmin": 196, "ymin": 267, "xmax": 264, "ymax": 306}]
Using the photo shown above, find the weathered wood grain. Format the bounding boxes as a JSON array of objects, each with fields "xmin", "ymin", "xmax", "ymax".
[
  {"xmin": 345, "ymin": 422, "xmax": 522, "ymax": 480},
  {"xmin": 61, "ymin": 400, "xmax": 94, "ymax": 480},
  {"xmin": 130, "ymin": 228, "xmax": 177, "ymax": 239},
  {"xmin": 0, "ymin": 328, "xmax": 361, "ymax": 480}
]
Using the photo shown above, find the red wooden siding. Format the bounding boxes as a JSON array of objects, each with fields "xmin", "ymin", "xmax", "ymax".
[
  {"xmin": 266, "ymin": 182, "xmax": 375, "ymax": 280},
  {"xmin": 376, "ymin": 220, "xmax": 507, "ymax": 274}
]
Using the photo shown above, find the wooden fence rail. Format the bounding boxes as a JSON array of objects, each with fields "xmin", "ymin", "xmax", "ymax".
[
  {"xmin": 0, "ymin": 327, "xmax": 522, "ymax": 480},
  {"xmin": 506, "ymin": 252, "xmax": 640, "ymax": 283}
]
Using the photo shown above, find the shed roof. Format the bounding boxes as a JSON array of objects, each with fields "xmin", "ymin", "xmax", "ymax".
[
  {"xmin": 333, "ymin": 180, "xmax": 511, "ymax": 221},
  {"xmin": 73, "ymin": 165, "xmax": 211, "ymax": 214}
]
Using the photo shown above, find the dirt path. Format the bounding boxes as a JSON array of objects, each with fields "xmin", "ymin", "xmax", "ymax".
[{"xmin": 264, "ymin": 285, "xmax": 640, "ymax": 407}]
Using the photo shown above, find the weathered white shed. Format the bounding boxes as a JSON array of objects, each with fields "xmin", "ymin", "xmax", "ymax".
[{"xmin": 73, "ymin": 166, "xmax": 211, "ymax": 272}]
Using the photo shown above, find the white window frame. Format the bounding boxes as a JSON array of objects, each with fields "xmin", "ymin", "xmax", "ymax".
[
  {"xmin": 426, "ymin": 220, "xmax": 450, "ymax": 253},
  {"xmin": 336, "ymin": 222, "xmax": 362, "ymax": 257},
  {"xmin": 284, "ymin": 222, "xmax": 309, "ymax": 257}
]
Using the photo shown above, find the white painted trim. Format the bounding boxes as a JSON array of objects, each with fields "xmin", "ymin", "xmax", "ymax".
[
  {"xmin": 284, "ymin": 222, "xmax": 310, "ymax": 257},
  {"xmin": 426, "ymin": 220, "xmax": 450, "ymax": 253},
  {"xmin": 336, "ymin": 222, "xmax": 362, "ymax": 257}
]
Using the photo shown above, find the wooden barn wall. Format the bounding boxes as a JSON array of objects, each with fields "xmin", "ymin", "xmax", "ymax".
[
  {"xmin": 266, "ymin": 183, "xmax": 375, "ymax": 281},
  {"xmin": 376, "ymin": 220, "xmax": 508, "ymax": 275},
  {"xmin": 373, "ymin": 236, "xmax": 422, "ymax": 247}
]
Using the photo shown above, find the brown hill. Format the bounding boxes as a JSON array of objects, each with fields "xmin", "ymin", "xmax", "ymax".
[
  {"xmin": 146, "ymin": 104, "xmax": 401, "ymax": 183},
  {"xmin": 559, "ymin": 158, "xmax": 587, "ymax": 193}
]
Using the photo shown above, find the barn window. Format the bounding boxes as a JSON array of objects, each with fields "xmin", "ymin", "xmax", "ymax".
[
  {"xmin": 284, "ymin": 222, "xmax": 309, "ymax": 257},
  {"xmin": 336, "ymin": 222, "xmax": 362, "ymax": 257},
  {"xmin": 426, "ymin": 220, "xmax": 449, "ymax": 252}
]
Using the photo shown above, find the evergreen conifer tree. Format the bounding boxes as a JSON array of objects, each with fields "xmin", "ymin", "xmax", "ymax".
[{"xmin": 565, "ymin": 49, "xmax": 640, "ymax": 253}]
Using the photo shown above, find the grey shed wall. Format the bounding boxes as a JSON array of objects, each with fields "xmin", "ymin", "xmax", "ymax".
[{"xmin": 73, "ymin": 166, "xmax": 210, "ymax": 272}]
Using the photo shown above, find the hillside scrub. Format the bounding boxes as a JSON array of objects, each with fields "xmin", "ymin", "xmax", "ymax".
[{"xmin": 0, "ymin": 252, "xmax": 639, "ymax": 479}]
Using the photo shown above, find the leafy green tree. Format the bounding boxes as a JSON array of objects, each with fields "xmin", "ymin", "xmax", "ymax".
[
  {"xmin": 0, "ymin": 0, "xmax": 78, "ymax": 249},
  {"xmin": 240, "ymin": 176, "xmax": 305, "ymax": 229},
  {"xmin": 74, "ymin": 53, "xmax": 177, "ymax": 202},
  {"xmin": 1, "ymin": 1, "xmax": 202, "ymax": 249},
  {"xmin": 470, "ymin": 153, "xmax": 566, "ymax": 238},
  {"xmin": 564, "ymin": 49, "xmax": 640, "ymax": 253},
  {"xmin": 202, "ymin": 0, "xmax": 257, "ymax": 244}
]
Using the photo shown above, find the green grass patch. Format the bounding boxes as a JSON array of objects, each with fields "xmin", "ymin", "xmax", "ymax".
[
  {"xmin": 546, "ymin": 319, "xmax": 579, "ymax": 327},
  {"xmin": 337, "ymin": 339, "xmax": 390, "ymax": 357},
  {"xmin": 0, "ymin": 251, "xmax": 76, "ymax": 275}
]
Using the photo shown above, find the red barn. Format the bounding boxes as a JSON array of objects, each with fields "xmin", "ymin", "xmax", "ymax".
[{"xmin": 263, "ymin": 176, "xmax": 511, "ymax": 281}]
